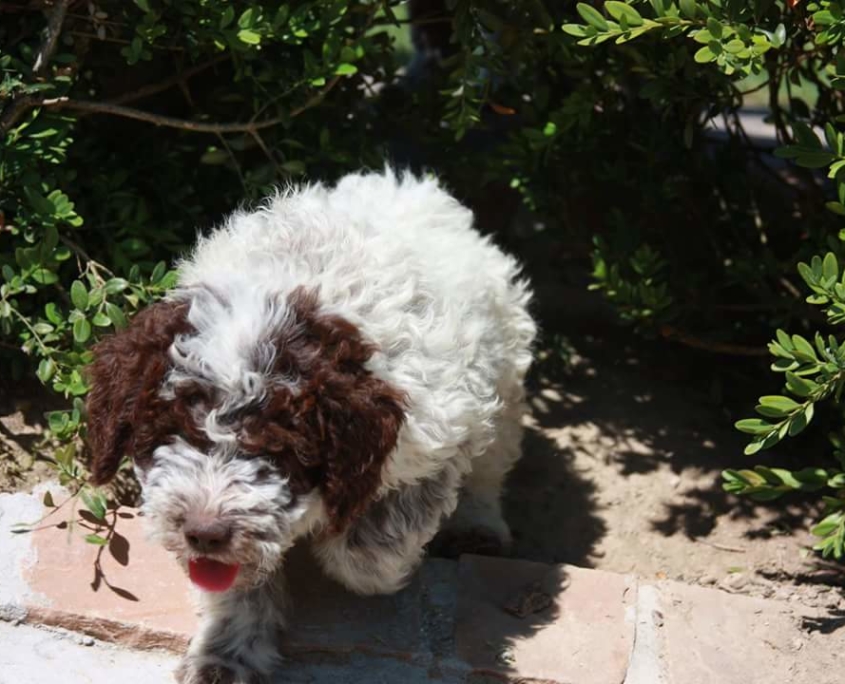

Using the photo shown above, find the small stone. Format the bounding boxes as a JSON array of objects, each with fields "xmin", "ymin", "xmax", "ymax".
[
  {"xmin": 699, "ymin": 575, "xmax": 717, "ymax": 586},
  {"xmin": 791, "ymin": 638, "xmax": 804, "ymax": 652},
  {"xmin": 723, "ymin": 574, "xmax": 747, "ymax": 591}
]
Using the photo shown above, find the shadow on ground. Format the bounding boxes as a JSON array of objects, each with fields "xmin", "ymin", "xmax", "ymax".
[{"xmin": 501, "ymin": 267, "xmax": 826, "ymax": 582}]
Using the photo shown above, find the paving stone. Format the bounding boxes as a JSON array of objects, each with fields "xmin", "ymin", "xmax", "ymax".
[
  {"xmin": 283, "ymin": 543, "xmax": 424, "ymax": 658},
  {"xmin": 22, "ymin": 503, "xmax": 196, "ymax": 651},
  {"xmin": 653, "ymin": 580, "xmax": 842, "ymax": 684},
  {"xmin": 455, "ymin": 555, "xmax": 636, "ymax": 684}
]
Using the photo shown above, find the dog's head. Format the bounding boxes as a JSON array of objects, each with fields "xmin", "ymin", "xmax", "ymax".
[{"xmin": 85, "ymin": 286, "xmax": 405, "ymax": 588}]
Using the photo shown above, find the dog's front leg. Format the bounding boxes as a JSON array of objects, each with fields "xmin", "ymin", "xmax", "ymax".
[
  {"xmin": 175, "ymin": 573, "xmax": 285, "ymax": 684},
  {"xmin": 313, "ymin": 463, "xmax": 462, "ymax": 596}
]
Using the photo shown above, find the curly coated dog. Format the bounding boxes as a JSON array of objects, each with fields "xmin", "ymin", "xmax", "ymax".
[{"xmin": 86, "ymin": 169, "xmax": 536, "ymax": 683}]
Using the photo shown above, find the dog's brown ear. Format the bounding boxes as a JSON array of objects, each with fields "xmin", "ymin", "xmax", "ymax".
[
  {"xmin": 318, "ymin": 370, "xmax": 406, "ymax": 532},
  {"xmin": 242, "ymin": 288, "xmax": 406, "ymax": 532},
  {"xmin": 85, "ymin": 300, "xmax": 191, "ymax": 484}
]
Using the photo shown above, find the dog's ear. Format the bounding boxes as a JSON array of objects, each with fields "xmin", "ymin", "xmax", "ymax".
[
  {"xmin": 317, "ymin": 366, "xmax": 406, "ymax": 532},
  {"xmin": 85, "ymin": 300, "xmax": 191, "ymax": 484},
  {"xmin": 241, "ymin": 288, "xmax": 406, "ymax": 532}
]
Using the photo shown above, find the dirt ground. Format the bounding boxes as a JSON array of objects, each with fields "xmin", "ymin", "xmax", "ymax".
[
  {"xmin": 503, "ymin": 269, "xmax": 845, "ymax": 612},
  {"xmin": 1, "ymin": 269, "xmax": 844, "ymax": 614}
]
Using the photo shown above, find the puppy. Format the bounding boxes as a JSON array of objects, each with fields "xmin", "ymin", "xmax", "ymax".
[{"xmin": 85, "ymin": 169, "xmax": 536, "ymax": 683}]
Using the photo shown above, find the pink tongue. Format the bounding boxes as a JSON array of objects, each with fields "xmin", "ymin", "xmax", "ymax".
[{"xmin": 188, "ymin": 558, "xmax": 240, "ymax": 592}]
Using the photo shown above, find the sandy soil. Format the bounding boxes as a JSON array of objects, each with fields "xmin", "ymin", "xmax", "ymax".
[{"xmin": 504, "ymin": 277, "xmax": 845, "ymax": 612}]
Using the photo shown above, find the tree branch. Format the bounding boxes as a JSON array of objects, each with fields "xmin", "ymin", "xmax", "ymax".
[
  {"xmin": 33, "ymin": 0, "xmax": 71, "ymax": 75},
  {"xmin": 36, "ymin": 97, "xmax": 283, "ymax": 133},
  {"xmin": 108, "ymin": 55, "xmax": 228, "ymax": 106},
  {"xmin": 5, "ymin": 74, "xmax": 342, "ymax": 136},
  {"xmin": 659, "ymin": 325, "xmax": 769, "ymax": 357}
]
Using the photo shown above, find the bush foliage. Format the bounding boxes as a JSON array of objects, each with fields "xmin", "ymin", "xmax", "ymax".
[{"xmin": 3, "ymin": 0, "xmax": 845, "ymax": 558}]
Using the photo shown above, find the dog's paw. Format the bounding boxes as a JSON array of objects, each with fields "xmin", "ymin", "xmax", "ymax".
[
  {"xmin": 174, "ymin": 657, "xmax": 237, "ymax": 684},
  {"xmin": 428, "ymin": 525, "xmax": 510, "ymax": 559},
  {"xmin": 174, "ymin": 656, "xmax": 271, "ymax": 684}
]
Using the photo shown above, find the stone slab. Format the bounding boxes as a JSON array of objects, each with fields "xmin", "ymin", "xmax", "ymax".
[
  {"xmin": 455, "ymin": 554, "xmax": 636, "ymax": 684},
  {"xmin": 22, "ymin": 502, "xmax": 196, "ymax": 650},
  {"xmin": 651, "ymin": 579, "xmax": 844, "ymax": 684}
]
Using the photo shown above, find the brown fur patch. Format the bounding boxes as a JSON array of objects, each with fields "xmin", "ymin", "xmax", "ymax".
[
  {"xmin": 240, "ymin": 288, "xmax": 406, "ymax": 531},
  {"xmin": 85, "ymin": 300, "xmax": 208, "ymax": 484}
]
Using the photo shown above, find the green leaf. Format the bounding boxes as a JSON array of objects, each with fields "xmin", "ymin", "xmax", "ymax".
[
  {"xmin": 81, "ymin": 489, "xmax": 107, "ymax": 521},
  {"xmin": 36, "ymin": 359, "xmax": 55, "ymax": 383},
  {"xmin": 785, "ymin": 371, "xmax": 818, "ymax": 398},
  {"xmin": 73, "ymin": 318, "xmax": 91, "ymax": 344},
  {"xmin": 796, "ymin": 152, "xmax": 837, "ymax": 169},
  {"xmin": 70, "ymin": 280, "xmax": 89, "ymax": 311},
  {"xmin": 605, "ymin": 2, "xmax": 643, "ymax": 26},
  {"xmin": 791, "ymin": 335, "xmax": 818, "ymax": 360},
  {"xmin": 758, "ymin": 395, "xmax": 801, "ymax": 412},
  {"xmin": 562, "ymin": 24, "xmax": 591, "ymax": 38},
  {"xmin": 679, "ymin": 0, "xmax": 698, "ymax": 19},
  {"xmin": 85, "ymin": 534, "xmax": 109, "ymax": 546},
  {"xmin": 334, "ymin": 63, "xmax": 358, "ymax": 76},
  {"xmin": 775, "ymin": 329, "xmax": 794, "ymax": 351},
  {"xmin": 237, "ymin": 30, "xmax": 261, "ymax": 45},
  {"xmin": 104, "ymin": 278, "xmax": 129, "ymax": 295},
  {"xmin": 694, "ymin": 46, "xmax": 716, "ymax": 63},
  {"xmin": 149, "ymin": 261, "xmax": 166, "ymax": 284},
  {"xmin": 823, "ymin": 252, "xmax": 839, "ymax": 281},
  {"xmin": 811, "ymin": 513, "xmax": 843, "ymax": 538},
  {"xmin": 238, "ymin": 8, "xmax": 255, "ymax": 28},
  {"xmin": 134, "ymin": 0, "xmax": 150, "ymax": 11},
  {"xmin": 105, "ymin": 303, "xmax": 128, "ymax": 329},
  {"xmin": 576, "ymin": 3, "xmax": 609, "ymax": 31},
  {"xmin": 43, "ymin": 490, "xmax": 55, "ymax": 507},
  {"xmin": 706, "ymin": 17, "xmax": 723, "ymax": 38},
  {"xmin": 92, "ymin": 312, "xmax": 111, "ymax": 327},
  {"xmin": 219, "ymin": 5, "xmax": 235, "ymax": 28},
  {"xmin": 735, "ymin": 418, "xmax": 775, "ymax": 435}
]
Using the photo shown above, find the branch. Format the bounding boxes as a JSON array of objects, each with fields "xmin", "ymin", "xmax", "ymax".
[
  {"xmin": 33, "ymin": 0, "xmax": 71, "ymax": 75},
  {"xmin": 659, "ymin": 325, "xmax": 769, "ymax": 357},
  {"xmin": 108, "ymin": 55, "xmax": 228, "ymax": 106},
  {"xmin": 37, "ymin": 97, "xmax": 282, "ymax": 132},
  {"xmin": 8, "ymin": 74, "xmax": 343, "ymax": 136}
]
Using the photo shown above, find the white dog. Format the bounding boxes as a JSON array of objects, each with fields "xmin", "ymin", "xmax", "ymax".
[{"xmin": 85, "ymin": 169, "xmax": 536, "ymax": 684}]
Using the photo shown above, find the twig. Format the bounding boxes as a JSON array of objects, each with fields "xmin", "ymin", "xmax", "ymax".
[
  {"xmin": 779, "ymin": 276, "xmax": 802, "ymax": 299},
  {"xmin": 289, "ymin": 75, "xmax": 342, "ymax": 118},
  {"xmin": 37, "ymin": 97, "xmax": 285, "ymax": 132},
  {"xmin": 250, "ymin": 129, "xmax": 279, "ymax": 171},
  {"xmin": 372, "ymin": 16, "xmax": 452, "ymax": 26},
  {"xmin": 215, "ymin": 132, "xmax": 248, "ymax": 192},
  {"xmin": 19, "ymin": 74, "xmax": 342, "ymax": 135},
  {"xmin": 33, "ymin": 0, "xmax": 71, "ymax": 75},
  {"xmin": 660, "ymin": 325, "xmax": 769, "ymax": 357},
  {"xmin": 68, "ymin": 31, "xmax": 184, "ymax": 51},
  {"xmin": 59, "ymin": 234, "xmax": 115, "ymax": 279},
  {"xmin": 694, "ymin": 538, "xmax": 747, "ymax": 553}
]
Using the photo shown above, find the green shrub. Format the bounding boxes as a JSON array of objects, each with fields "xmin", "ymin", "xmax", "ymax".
[
  {"xmin": 562, "ymin": 0, "xmax": 845, "ymax": 560},
  {"xmin": 3, "ymin": 0, "xmax": 845, "ymax": 559}
]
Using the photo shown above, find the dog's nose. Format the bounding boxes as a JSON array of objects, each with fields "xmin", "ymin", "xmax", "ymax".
[{"xmin": 184, "ymin": 518, "xmax": 232, "ymax": 554}]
